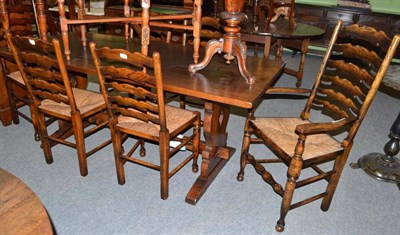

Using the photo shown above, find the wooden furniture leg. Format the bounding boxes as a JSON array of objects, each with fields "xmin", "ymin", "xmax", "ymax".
[
  {"xmin": 74, "ymin": 74, "xmax": 89, "ymax": 90},
  {"xmin": 185, "ymin": 101, "xmax": 235, "ymax": 205},
  {"xmin": 35, "ymin": 0, "xmax": 48, "ymax": 41},
  {"xmin": 0, "ymin": 0, "xmax": 12, "ymax": 126},
  {"xmin": 0, "ymin": 61, "xmax": 12, "ymax": 126},
  {"xmin": 274, "ymin": 38, "xmax": 310, "ymax": 87},
  {"xmin": 263, "ymin": 36, "xmax": 273, "ymax": 59}
]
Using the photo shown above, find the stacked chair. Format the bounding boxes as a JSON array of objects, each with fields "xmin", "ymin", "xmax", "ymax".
[{"xmin": 237, "ymin": 20, "xmax": 400, "ymax": 232}]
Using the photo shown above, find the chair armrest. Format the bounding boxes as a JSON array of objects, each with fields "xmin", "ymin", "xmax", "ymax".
[{"xmin": 295, "ymin": 117, "xmax": 357, "ymax": 135}]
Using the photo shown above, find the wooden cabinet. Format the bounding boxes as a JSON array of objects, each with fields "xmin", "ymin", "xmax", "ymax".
[{"xmin": 295, "ymin": 3, "xmax": 400, "ymax": 48}]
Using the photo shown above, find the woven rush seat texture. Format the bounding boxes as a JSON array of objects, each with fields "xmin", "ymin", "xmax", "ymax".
[
  {"xmin": 252, "ymin": 117, "xmax": 343, "ymax": 160},
  {"xmin": 117, "ymin": 105, "xmax": 198, "ymax": 137},
  {"xmin": 39, "ymin": 88, "xmax": 105, "ymax": 117}
]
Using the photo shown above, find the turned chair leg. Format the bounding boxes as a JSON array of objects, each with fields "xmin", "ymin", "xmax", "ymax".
[
  {"xmin": 276, "ymin": 155, "xmax": 303, "ymax": 232},
  {"xmin": 237, "ymin": 114, "xmax": 253, "ymax": 182},
  {"xmin": 191, "ymin": 119, "xmax": 201, "ymax": 173},
  {"xmin": 276, "ymin": 137, "xmax": 305, "ymax": 232}
]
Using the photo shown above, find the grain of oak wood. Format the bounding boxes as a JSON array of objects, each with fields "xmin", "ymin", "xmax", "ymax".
[{"xmin": 0, "ymin": 168, "xmax": 53, "ymax": 234}]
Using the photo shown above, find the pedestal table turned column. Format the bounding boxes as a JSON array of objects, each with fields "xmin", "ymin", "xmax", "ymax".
[
  {"xmin": 189, "ymin": 0, "xmax": 255, "ymax": 84},
  {"xmin": 351, "ymin": 77, "xmax": 400, "ymax": 189},
  {"xmin": 353, "ymin": 112, "xmax": 400, "ymax": 189}
]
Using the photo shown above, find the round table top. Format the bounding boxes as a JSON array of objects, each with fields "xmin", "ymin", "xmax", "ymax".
[
  {"xmin": 0, "ymin": 168, "xmax": 53, "ymax": 234},
  {"xmin": 240, "ymin": 12, "xmax": 325, "ymax": 40}
]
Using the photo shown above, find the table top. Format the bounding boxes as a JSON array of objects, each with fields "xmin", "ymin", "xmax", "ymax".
[
  {"xmin": 240, "ymin": 11, "xmax": 325, "ymax": 39},
  {"xmin": 0, "ymin": 168, "xmax": 53, "ymax": 234},
  {"xmin": 0, "ymin": 33, "xmax": 285, "ymax": 109}
]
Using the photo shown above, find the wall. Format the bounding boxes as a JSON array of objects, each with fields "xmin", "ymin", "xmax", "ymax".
[{"xmin": 296, "ymin": 0, "xmax": 400, "ymax": 15}]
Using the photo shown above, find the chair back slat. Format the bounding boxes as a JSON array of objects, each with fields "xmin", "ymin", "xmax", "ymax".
[
  {"xmin": 303, "ymin": 22, "xmax": 400, "ymax": 144},
  {"xmin": 108, "ymin": 91, "xmax": 159, "ymax": 115},
  {"xmin": 94, "ymin": 47, "xmax": 154, "ymax": 69},
  {"xmin": 90, "ymin": 43, "xmax": 166, "ymax": 130},
  {"xmin": 24, "ymin": 66, "xmax": 64, "ymax": 84},
  {"xmin": 321, "ymin": 75, "xmax": 366, "ymax": 99},
  {"xmin": 105, "ymin": 77, "xmax": 159, "ymax": 118},
  {"xmin": 101, "ymin": 66, "xmax": 156, "ymax": 88},
  {"xmin": 32, "ymin": 90, "xmax": 69, "ymax": 104},
  {"xmin": 313, "ymin": 99, "xmax": 350, "ymax": 119},
  {"xmin": 316, "ymin": 88, "xmax": 360, "ymax": 114},
  {"xmin": 332, "ymin": 43, "xmax": 383, "ymax": 71},
  {"xmin": 108, "ymin": 82, "xmax": 158, "ymax": 101},
  {"xmin": 324, "ymin": 60, "xmax": 374, "ymax": 86},
  {"xmin": 28, "ymin": 74, "xmax": 67, "ymax": 94},
  {"xmin": 340, "ymin": 24, "xmax": 393, "ymax": 57}
]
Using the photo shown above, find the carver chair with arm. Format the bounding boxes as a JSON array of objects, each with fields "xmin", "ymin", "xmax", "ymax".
[
  {"xmin": 6, "ymin": 35, "xmax": 112, "ymax": 176},
  {"xmin": 90, "ymin": 42, "xmax": 201, "ymax": 199},
  {"xmin": 237, "ymin": 20, "xmax": 400, "ymax": 232}
]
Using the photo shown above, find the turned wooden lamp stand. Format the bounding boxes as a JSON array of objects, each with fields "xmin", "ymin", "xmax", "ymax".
[{"xmin": 189, "ymin": 0, "xmax": 255, "ymax": 84}]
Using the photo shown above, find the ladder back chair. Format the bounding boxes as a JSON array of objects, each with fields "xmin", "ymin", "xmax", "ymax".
[
  {"xmin": 6, "ymin": 35, "xmax": 112, "ymax": 176},
  {"xmin": 89, "ymin": 42, "xmax": 201, "ymax": 199},
  {"xmin": 0, "ymin": 2, "xmax": 41, "ymax": 136},
  {"xmin": 237, "ymin": 20, "xmax": 400, "ymax": 232}
]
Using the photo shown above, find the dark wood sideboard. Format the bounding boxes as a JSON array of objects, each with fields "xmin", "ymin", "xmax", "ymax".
[{"xmin": 294, "ymin": 3, "xmax": 400, "ymax": 49}]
